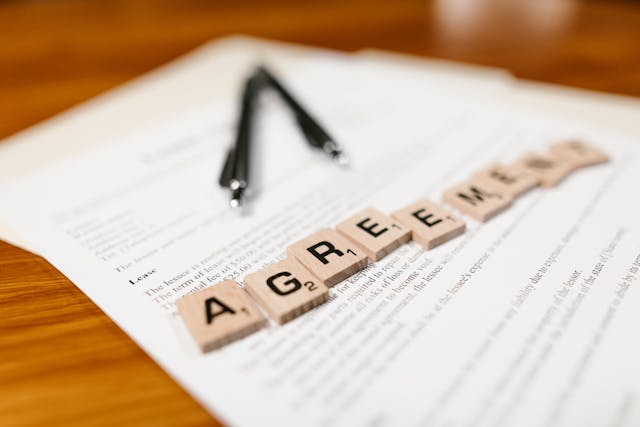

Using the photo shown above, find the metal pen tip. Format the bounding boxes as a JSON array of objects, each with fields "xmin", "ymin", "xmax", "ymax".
[
  {"xmin": 333, "ymin": 151, "xmax": 350, "ymax": 167},
  {"xmin": 229, "ymin": 187, "xmax": 244, "ymax": 208},
  {"xmin": 323, "ymin": 141, "xmax": 349, "ymax": 167}
]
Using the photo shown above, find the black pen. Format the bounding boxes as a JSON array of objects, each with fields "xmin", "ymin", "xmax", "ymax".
[
  {"xmin": 219, "ymin": 73, "xmax": 261, "ymax": 208},
  {"xmin": 257, "ymin": 65, "xmax": 348, "ymax": 165}
]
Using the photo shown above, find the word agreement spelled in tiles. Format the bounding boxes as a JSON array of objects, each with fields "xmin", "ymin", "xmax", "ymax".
[
  {"xmin": 176, "ymin": 280, "xmax": 267, "ymax": 352},
  {"xmin": 443, "ymin": 180, "xmax": 513, "ymax": 222},
  {"xmin": 288, "ymin": 228, "xmax": 368, "ymax": 287},
  {"xmin": 336, "ymin": 207, "xmax": 411, "ymax": 261},
  {"xmin": 392, "ymin": 199, "xmax": 465, "ymax": 249},
  {"xmin": 244, "ymin": 258, "xmax": 329, "ymax": 324}
]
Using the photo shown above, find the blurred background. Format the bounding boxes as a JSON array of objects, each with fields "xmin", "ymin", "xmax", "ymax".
[{"xmin": 2, "ymin": 0, "xmax": 640, "ymax": 141}]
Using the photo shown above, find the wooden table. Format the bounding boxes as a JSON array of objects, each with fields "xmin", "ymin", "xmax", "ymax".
[{"xmin": 1, "ymin": 1, "xmax": 639, "ymax": 425}]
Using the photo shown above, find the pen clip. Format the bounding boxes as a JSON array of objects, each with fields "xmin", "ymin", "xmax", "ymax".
[
  {"xmin": 260, "ymin": 65, "xmax": 349, "ymax": 166},
  {"xmin": 295, "ymin": 114, "xmax": 324, "ymax": 148},
  {"xmin": 219, "ymin": 147, "xmax": 235, "ymax": 187}
]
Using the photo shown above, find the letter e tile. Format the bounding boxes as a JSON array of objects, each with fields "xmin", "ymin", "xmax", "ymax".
[
  {"xmin": 336, "ymin": 207, "xmax": 411, "ymax": 261},
  {"xmin": 472, "ymin": 163, "xmax": 539, "ymax": 198},
  {"xmin": 392, "ymin": 199, "xmax": 465, "ymax": 249}
]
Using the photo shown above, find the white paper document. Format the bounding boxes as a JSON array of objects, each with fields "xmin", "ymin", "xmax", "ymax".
[{"xmin": 1, "ymin": 59, "xmax": 639, "ymax": 426}]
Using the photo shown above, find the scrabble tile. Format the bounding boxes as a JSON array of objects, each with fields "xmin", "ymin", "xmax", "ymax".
[
  {"xmin": 514, "ymin": 152, "xmax": 573, "ymax": 187},
  {"xmin": 336, "ymin": 207, "xmax": 411, "ymax": 261},
  {"xmin": 244, "ymin": 258, "xmax": 328, "ymax": 324},
  {"xmin": 549, "ymin": 140, "xmax": 609, "ymax": 168},
  {"xmin": 392, "ymin": 199, "xmax": 465, "ymax": 249},
  {"xmin": 176, "ymin": 280, "xmax": 266, "ymax": 352},
  {"xmin": 472, "ymin": 163, "xmax": 539, "ymax": 198},
  {"xmin": 287, "ymin": 228, "xmax": 368, "ymax": 287},
  {"xmin": 443, "ymin": 180, "xmax": 513, "ymax": 222}
]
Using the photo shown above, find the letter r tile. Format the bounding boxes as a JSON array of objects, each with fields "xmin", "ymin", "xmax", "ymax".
[
  {"xmin": 244, "ymin": 258, "xmax": 328, "ymax": 324},
  {"xmin": 392, "ymin": 199, "xmax": 465, "ymax": 249},
  {"xmin": 336, "ymin": 207, "xmax": 411, "ymax": 261},
  {"xmin": 287, "ymin": 228, "xmax": 368, "ymax": 287},
  {"xmin": 176, "ymin": 280, "xmax": 266, "ymax": 353}
]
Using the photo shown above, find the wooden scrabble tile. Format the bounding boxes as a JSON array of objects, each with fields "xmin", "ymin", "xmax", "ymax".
[
  {"xmin": 443, "ymin": 180, "xmax": 513, "ymax": 222},
  {"xmin": 287, "ymin": 228, "xmax": 368, "ymax": 287},
  {"xmin": 392, "ymin": 199, "xmax": 465, "ymax": 249},
  {"xmin": 549, "ymin": 140, "xmax": 609, "ymax": 168},
  {"xmin": 514, "ymin": 152, "xmax": 573, "ymax": 187},
  {"xmin": 244, "ymin": 258, "xmax": 328, "ymax": 324},
  {"xmin": 472, "ymin": 163, "xmax": 539, "ymax": 198},
  {"xmin": 176, "ymin": 280, "xmax": 266, "ymax": 352},
  {"xmin": 336, "ymin": 207, "xmax": 411, "ymax": 261}
]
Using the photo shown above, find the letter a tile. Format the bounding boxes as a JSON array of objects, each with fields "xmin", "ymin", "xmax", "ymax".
[
  {"xmin": 443, "ymin": 181, "xmax": 513, "ymax": 222},
  {"xmin": 392, "ymin": 199, "xmax": 465, "ymax": 249},
  {"xmin": 472, "ymin": 163, "xmax": 539, "ymax": 198},
  {"xmin": 336, "ymin": 207, "xmax": 411, "ymax": 261},
  {"xmin": 244, "ymin": 258, "xmax": 328, "ymax": 324},
  {"xmin": 176, "ymin": 280, "xmax": 266, "ymax": 352},
  {"xmin": 549, "ymin": 140, "xmax": 609, "ymax": 169},
  {"xmin": 514, "ymin": 152, "xmax": 573, "ymax": 187},
  {"xmin": 287, "ymin": 228, "xmax": 368, "ymax": 287}
]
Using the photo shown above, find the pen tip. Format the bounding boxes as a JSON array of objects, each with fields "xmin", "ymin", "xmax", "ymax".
[
  {"xmin": 229, "ymin": 187, "xmax": 244, "ymax": 208},
  {"xmin": 335, "ymin": 152, "xmax": 350, "ymax": 167},
  {"xmin": 323, "ymin": 141, "xmax": 349, "ymax": 167}
]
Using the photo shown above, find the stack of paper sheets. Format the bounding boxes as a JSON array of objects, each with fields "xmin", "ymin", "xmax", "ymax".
[{"xmin": 1, "ymin": 36, "xmax": 639, "ymax": 426}]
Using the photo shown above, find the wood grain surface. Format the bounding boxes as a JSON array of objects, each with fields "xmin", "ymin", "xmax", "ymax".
[{"xmin": 1, "ymin": 0, "xmax": 640, "ymax": 425}]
